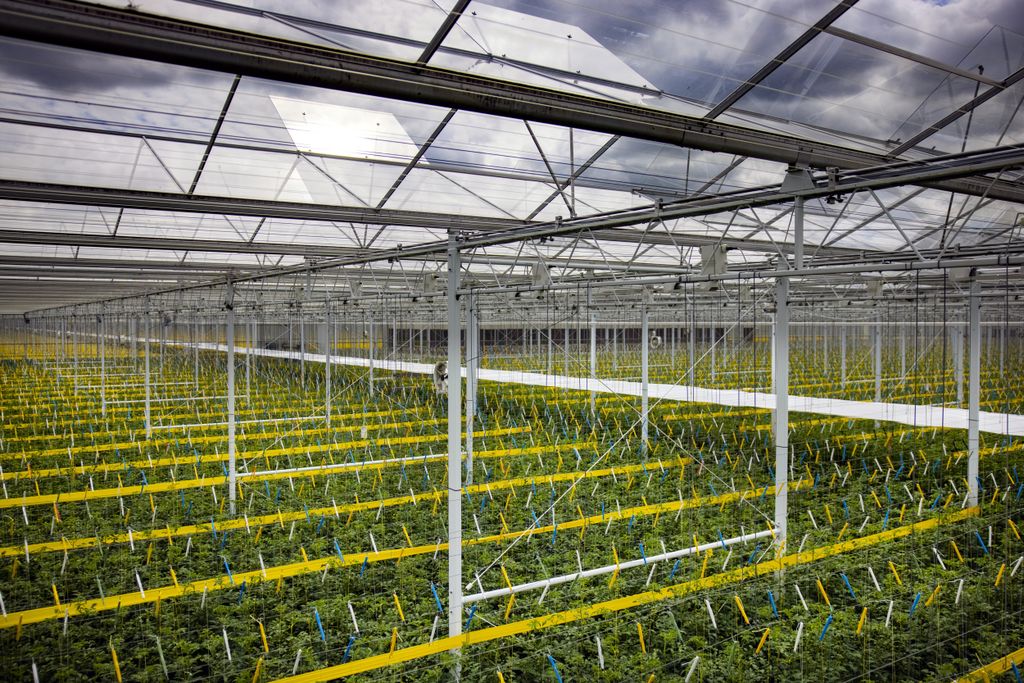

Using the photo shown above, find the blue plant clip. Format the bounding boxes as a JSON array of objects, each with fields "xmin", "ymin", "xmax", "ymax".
[
  {"xmin": 314, "ymin": 607, "xmax": 326, "ymax": 642},
  {"xmin": 841, "ymin": 573, "xmax": 856, "ymax": 600},
  {"xmin": 430, "ymin": 581, "xmax": 444, "ymax": 614},
  {"xmin": 909, "ymin": 592, "xmax": 922, "ymax": 618},
  {"xmin": 819, "ymin": 614, "xmax": 833, "ymax": 640},
  {"xmin": 975, "ymin": 530, "xmax": 989, "ymax": 555},
  {"xmin": 341, "ymin": 634, "xmax": 356, "ymax": 663},
  {"xmin": 546, "ymin": 655, "xmax": 564, "ymax": 683}
]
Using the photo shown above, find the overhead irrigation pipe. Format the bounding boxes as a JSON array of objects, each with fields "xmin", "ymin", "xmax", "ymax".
[
  {"xmin": 21, "ymin": 143, "xmax": 1024, "ymax": 317},
  {"xmin": 463, "ymin": 528, "xmax": 773, "ymax": 603},
  {"xmin": 465, "ymin": 253, "xmax": 1024, "ymax": 297},
  {"xmin": 237, "ymin": 451, "xmax": 448, "ymax": 479}
]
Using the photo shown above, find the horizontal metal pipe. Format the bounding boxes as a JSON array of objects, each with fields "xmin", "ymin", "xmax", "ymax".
[{"xmin": 464, "ymin": 529, "xmax": 773, "ymax": 603}]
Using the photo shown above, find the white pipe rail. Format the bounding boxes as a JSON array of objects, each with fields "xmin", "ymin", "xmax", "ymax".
[{"xmin": 464, "ymin": 529, "xmax": 773, "ymax": 603}]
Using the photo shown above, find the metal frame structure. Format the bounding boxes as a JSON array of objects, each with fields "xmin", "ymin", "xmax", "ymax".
[{"xmin": 1, "ymin": 0, "xmax": 1023, "ymax": 676}]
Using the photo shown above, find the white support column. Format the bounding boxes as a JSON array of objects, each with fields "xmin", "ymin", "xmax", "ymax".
[
  {"xmin": 1000, "ymin": 322, "xmax": 1006, "ymax": 376},
  {"xmin": 874, "ymin": 317, "xmax": 882, "ymax": 403},
  {"xmin": 900, "ymin": 326, "xmax": 906, "ymax": 378},
  {"xmin": 823, "ymin": 322, "xmax": 830, "ymax": 376},
  {"xmin": 967, "ymin": 277, "xmax": 980, "ymax": 507},
  {"xmin": 688, "ymin": 314, "xmax": 695, "ymax": 396},
  {"xmin": 446, "ymin": 235, "xmax": 463, "ymax": 651},
  {"xmin": 772, "ymin": 277, "xmax": 790, "ymax": 555},
  {"xmin": 710, "ymin": 324, "xmax": 717, "ymax": 382},
  {"xmin": 193, "ymin": 321, "xmax": 199, "ymax": 391},
  {"xmin": 300, "ymin": 315, "xmax": 306, "ymax": 389},
  {"xmin": 670, "ymin": 324, "xmax": 676, "ymax": 367},
  {"xmin": 589, "ymin": 313, "xmax": 597, "ymax": 417},
  {"xmin": 368, "ymin": 313, "xmax": 374, "ymax": 398},
  {"xmin": 144, "ymin": 315, "xmax": 152, "ymax": 439},
  {"xmin": 840, "ymin": 326, "xmax": 847, "ymax": 389},
  {"xmin": 246, "ymin": 318, "xmax": 252, "ymax": 397},
  {"xmin": 641, "ymin": 305, "xmax": 649, "ymax": 457},
  {"xmin": 325, "ymin": 305, "xmax": 332, "ymax": 428},
  {"xmin": 612, "ymin": 326, "xmax": 617, "ymax": 371},
  {"xmin": 793, "ymin": 196, "xmax": 804, "ymax": 270},
  {"xmin": 99, "ymin": 316, "xmax": 106, "ymax": 419},
  {"xmin": 546, "ymin": 320, "xmax": 553, "ymax": 375},
  {"xmin": 131, "ymin": 318, "xmax": 137, "ymax": 372},
  {"xmin": 226, "ymin": 305, "xmax": 237, "ymax": 515},
  {"xmin": 956, "ymin": 324, "xmax": 965, "ymax": 405},
  {"xmin": 73, "ymin": 317, "xmax": 78, "ymax": 390},
  {"xmin": 465, "ymin": 292, "xmax": 477, "ymax": 486},
  {"xmin": 563, "ymin": 311, "xmax": 569, "ymax": 382}
]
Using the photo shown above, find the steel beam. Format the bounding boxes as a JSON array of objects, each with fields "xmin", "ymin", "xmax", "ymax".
[
  {"xmin": 2, "ymin": 0, "xmax": 1023, "ymax": 203},
  {"xmin": 706, "ymin": 0, "xmax": 859, "ymax": 119}
]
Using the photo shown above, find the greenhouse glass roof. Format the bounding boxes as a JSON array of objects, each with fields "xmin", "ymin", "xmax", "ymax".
[{"xmin": 0, "ymin": 0, "xmax": 1022, "ymax": 312}]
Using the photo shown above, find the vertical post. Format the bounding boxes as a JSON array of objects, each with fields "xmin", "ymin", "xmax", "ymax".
[
  {"xmin": 999, "ymin": 320, "xmax": 1005, "ymax": 376},
  {"xmin": 900, "ymin": 326, "xmax": 906, "ymax": 378},
  {"xmin": 840, "ymin": 326, "xmax": 847, "ymax": 389},
  {"xmin": 73, "ymin": 317, "xmax": 78, "ymax": 390},
  {"xmin": 300, "ymin": 314, "xmax": 306, "ymax": 388},
  {"xmin": 772, "ymin": 277, "xmax": 790, "ymax": 555},
  {"xmin": 193, "ymin": 320, "xmax": 199, "ymax": 391},
  {"xmin": 546, "ymin": 320, "xmax": 553, "ymax": 376},
  {"xmin": 793, "ymin": 196, "xmax": 804, "ymax": 270},
  {"xmin": 563, "ymin": 308, "xmax": 569, "ymax": 382},
  {"xmin": 671, "ymin": 323, "xmax": 676, "ymax": 367},
  {"xmin": 325, "ymin": 304, "xmax": 332, "ymax": 428},
  {"xmin": 446, "ymin": 235, "xmax": 463, "ymax": 650},
  {"xmin": 226, "ymin": 305, "xmax": 236, "ymax": 515},
  {"xmin": 688, "ymin": 312, "xmax": 695, "ymax": 391},
  {"xmin": 246, "ymin": 318, "xmax": 252, "ymax": 398},
  {"xmin": 641, "ymin": 304, "xmax": 649, "ymax": 457},
  {"xmin": 823, "ymin": 321, "xmax": 829, "ymax": 376},
  {"xmin": 950, "ymin": 325, "xmax": 958, "ymax": 405},
  {"xmin": 368, "ymin": 313, "xmax": 374, "ymax": 398},
  {"xmin": 612, "ymin": 325, "xmax": 617, "ymax": 371},
  {"xmin": 100, "ymin": 316, "xmax": 106, "ymax": 419},
  {"xmin": 131, "ymin": 317, "xmax": 137, "ymax": 372},
  {"xmin": 874, "ymin": 317, "xmax": 882, "ymax": 403},
  {"xmin": 144, "ymin": 315, "xmax": 152, "ymax": 439},
  {"xmin": 967, "ymin": 277, "xmax": 980, "ymax": 507},
  {"xmin": 710, "ymin": 324, "xmax": 717, "ymax": 382},
  {"xmin": 465, "ymin": 292, "xmax": 476, "ymax": 485},
  {"xmin": 589, "ymin": 312, "xmax": 597, "ymax": 417}
]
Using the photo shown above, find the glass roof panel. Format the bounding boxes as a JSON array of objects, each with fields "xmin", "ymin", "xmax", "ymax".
[
  {"xmin": 0, "ymin": 38, "xmax": 234, "ymax": 140},
  {"xmin": 385, "ymin": 168, "xmax": 521, "ymax": 218},
  {"xmin": 899, "ymin": 80, "xmax": 1024, "ymax": 155},
  {"xmin": 87, "ymin": 0, "xmax": 456, "ymax": 61},
  {"xmin": 0, "ymin": 122, "xmax": 203, "ymax": 192},
  {"xmin": 735, "ymin": 31, "xmax": 982, "ymax": 143},
  {"xmin": 447, "ymin": 0, "xmax": 837, "ymax": 111},
  {"xmin": 833, "ymin": 1, "xmax": 1024, "ymax": 82}
]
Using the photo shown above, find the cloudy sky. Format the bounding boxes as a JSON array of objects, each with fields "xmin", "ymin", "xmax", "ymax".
[{"xmin": 0, "ymin": 0, "xmax": 1021, "ymax": 306}]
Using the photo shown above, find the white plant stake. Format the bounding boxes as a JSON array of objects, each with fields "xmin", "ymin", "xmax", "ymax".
[
  {"xmin": 348, "ymin": 601, "xmax": 359, "ymax": 633},
  {"xmin": 685, "ymin": 655, "xmax": 700, "ymax": 682},
  {"xmin": 221, "ymin": 627, "xmax": 232, "ymax": 663},
  {"xmin": 595, "ymin": 635, "xmax": 605, "ymax": 669},
  {"xmin": 793, "ymin": 622, "xmax": 804, "ymax": 652},
  {"xmin": 867, "ymin": 566, "xmax": 881, "ymax": 592},
  {"xmin": 705, "ymin": 598, "xmax": 717, "ymax": 629},
  {"xmin": 795, "ymin": 584, "xmax": 808, "ymax": 612}
]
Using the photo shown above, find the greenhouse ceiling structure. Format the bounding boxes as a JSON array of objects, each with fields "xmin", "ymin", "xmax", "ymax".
[{"xmin": 1, "ymin": 0, "xmax": 1023, "ymax": 680}]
